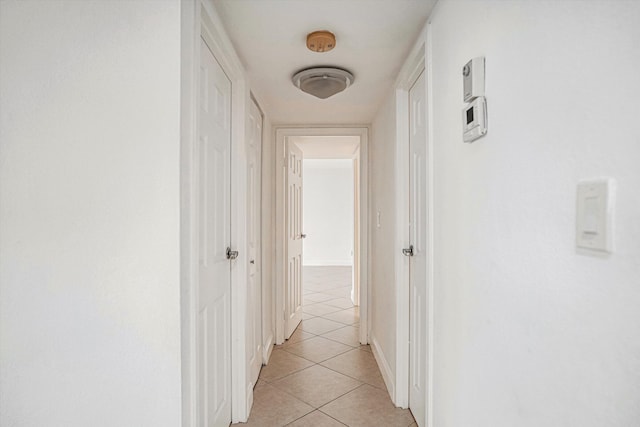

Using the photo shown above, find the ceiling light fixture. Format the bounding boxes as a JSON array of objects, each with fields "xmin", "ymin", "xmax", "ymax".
[
  {"xmin": 306, "ymin": 30, "xmax": 336, "ymax": 53},
  {"xmin": 292, "ymin": 67, "xmax": 355, "ymax": 99}
]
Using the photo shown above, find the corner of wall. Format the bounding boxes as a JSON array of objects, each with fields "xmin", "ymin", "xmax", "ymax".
[{"xmin": 370, "ymin": 331, "xmax": 397, "ymax": 406}]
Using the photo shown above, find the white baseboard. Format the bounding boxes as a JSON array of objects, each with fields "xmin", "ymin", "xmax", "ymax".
[
  {"xmin": 302, "ymin": 260, "xmax": 353, "ymax": 266},
  {"xmin": 245, "ymin": 382, "xmax": 254, "ymax": 422},
  {"xmin": 263, "ymin": 332, "xmax": 274, "ymax": 364},
  {"xmin": 370, "ymin": 332, "xmax": 396, "ymax": 404}
]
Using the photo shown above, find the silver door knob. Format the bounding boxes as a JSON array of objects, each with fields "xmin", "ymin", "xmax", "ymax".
[
  {"xmin": 226, "ymin": 247, "xmax": 239, "ymax": 260},
  {"xmin": 301, "ymin": 233, "xmax": 307, "ymax": 239},
  {"xmin": 402, "ymin": 245, "xmax": 414, "ymax": 257},
  {"xmin": 250, "ymin": 259, "xmax": 255, "ymax": 264}
]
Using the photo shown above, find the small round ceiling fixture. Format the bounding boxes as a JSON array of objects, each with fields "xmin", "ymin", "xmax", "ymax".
[
  {"xmin": 306, "ymin": 30, "xmax": 336, "ymax": 53},
  {"xmin": 292, "ymin": 67, "xmax": 354, "ymax": 99}
]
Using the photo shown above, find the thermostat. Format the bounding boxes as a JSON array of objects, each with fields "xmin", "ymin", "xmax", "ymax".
[
  {"xmin": 463, "ymin": 56, "xmax": 485, "ymax": 102},
  {"xmin": 462, "ymin": 96, "xmax": 487, "ymax": 143}
]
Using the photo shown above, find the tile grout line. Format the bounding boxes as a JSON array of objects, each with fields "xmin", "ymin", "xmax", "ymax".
[{"xmin": 264, "ymin": 360, "xmax": 365, "ymax": 416}]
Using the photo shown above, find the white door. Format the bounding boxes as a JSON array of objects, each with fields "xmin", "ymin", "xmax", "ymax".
[
  {"xmin": 246, "ymin": 98, "xmax": 263, "ymax": 388},
  {"xmin": 285, "ymin": 140, "xmax": 303, "ymax": 339},
  {"xmin": 409, "ymin": 70, "xmax": 427, "ymax": 426},
  {"xmin": 197, "ymin": 38, "xmax": 232, "ymax": 427}
]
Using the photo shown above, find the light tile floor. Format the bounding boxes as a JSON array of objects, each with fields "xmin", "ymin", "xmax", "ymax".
[{"xmin": 233, "ymin": 266, "xmax": 416, "ymax": 426}]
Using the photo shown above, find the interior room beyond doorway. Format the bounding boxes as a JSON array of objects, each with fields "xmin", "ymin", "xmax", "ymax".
[{"xmin": 296, "ymin": 135, "xmax": 360, "ymax": 307}]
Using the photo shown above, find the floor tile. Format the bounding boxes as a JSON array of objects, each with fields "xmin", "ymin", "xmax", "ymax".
[
  {"xmin": 299, "ymin": 317, "xmax": 345, "ymax": 335},
  {"xmin": 246, "ymin": 266, "xmax": 406, "ymax": 426},
  {"xmin": 359, "ymin": 344, "xmax": 372, "ymax": 353},
  {"xmin": 303, "ymin": 302, "xmax": 343, "ymax": 316},
  {"xmin": 272, "ymin": 365, "xmax": 361, "ymax": 408},
  {"xmin": 286, "ymin": 410, "xmax": 346, "ymax": 426},
  {"xmin": 259, "ymin": 349, "xmax": 315, "ymax": 382},
  {"xmin": 321, "ymin": 308, "xmax": 359, "ymax": 325},
  {"xmin": 324, "ymin": 297, "xmax": 355, "ymax": 309},
  {"xmin": 323, "ymin": 287, "xmax": 353, "ymax": 298},
  {"xmin": 303, "ymin": 292, "xmax": 335, "ymax": 303},
  {"xmin": 233, "ymin": 381, "xmax": 313, "ymax": 426},
  {"xmin": 283, "ymin": 336, "xmax": 352, "ymax": 363},
  {"xmin": 320, "ymin": 384, "xmax": 415, "ymax": 427},
  {"xmin": 277, "ymin": 328, "xmax": 315, "ymax": 350},
  {"xmin": 321, "ymin": 325, "xmax": 360, "ymax": 347},
  {"xmin": 320, "ymin": 348, "xmax": 386, "ymax": 389}
]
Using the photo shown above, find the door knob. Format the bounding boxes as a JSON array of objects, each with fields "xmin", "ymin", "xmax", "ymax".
[
  {"xmin": 226, "ymin": 247, "xmax": 239, "ymax": 260},
  {"xmin": 301, "ymin": 233, "xmax": 307, "ymax": 239},
  {"xmin": 402, "ymin": 245, "xmax": 414, "ymax": 257},
  {"xmin": 250, "ymin": 259, "xmax": 255, "ymax": 264}
]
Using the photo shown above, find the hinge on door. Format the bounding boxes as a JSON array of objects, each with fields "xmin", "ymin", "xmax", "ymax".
[{"xmin": 402, "ymin": 245, "xmax": 414, "ymax": 257}]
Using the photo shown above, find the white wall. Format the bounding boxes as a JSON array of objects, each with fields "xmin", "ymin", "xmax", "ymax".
[
  {"xmin": 369, "ymin": 91, "xmax": 398, "ymax": 389},
  {"xmin": 426, "ymin": 1, "xmax": 640, "ymax": 426},
  {"xmin": 0, "ymin": 2, "xmax": 181, "ymax": 426},
  {"xmin": 302, "ymin": 159, "xmax": 354, "ymax": 266}
]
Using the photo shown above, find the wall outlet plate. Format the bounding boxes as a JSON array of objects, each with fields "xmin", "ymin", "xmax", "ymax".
[{"xmin": 576, "ymin": 178, "xmax": 615, "ymax": 253}]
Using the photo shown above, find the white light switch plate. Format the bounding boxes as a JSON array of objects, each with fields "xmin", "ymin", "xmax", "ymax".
[{"xmin": 576, "ymin": 178, "xmax": 615, "ymax": 253}]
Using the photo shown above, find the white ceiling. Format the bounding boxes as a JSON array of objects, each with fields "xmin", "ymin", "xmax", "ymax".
[
  {"xmin": 292, "ymin": 136, "xmax": 360, "ymax": 159},
  {"xmin": 212, "ymin": 0, "xmax": 436, "ymax": 125}
]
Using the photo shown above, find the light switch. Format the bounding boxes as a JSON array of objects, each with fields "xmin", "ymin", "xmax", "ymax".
[{"xmin": 576, "ymin": 179, "xmax": 614, "ymax": 253}]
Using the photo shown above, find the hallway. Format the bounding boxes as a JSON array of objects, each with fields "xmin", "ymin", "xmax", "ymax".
[{"xmin": 236, "ymin": 267, "xmax": 416, "ymax": 426}]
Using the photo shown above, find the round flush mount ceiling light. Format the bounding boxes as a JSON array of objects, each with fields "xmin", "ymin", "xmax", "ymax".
[
  {"xmin": 306, "ymin": 30, "xmax": 336, "ymax": 53},
  {"xmin": 292, "ymin": 67, "xmax": 355, "ymax": 99}
]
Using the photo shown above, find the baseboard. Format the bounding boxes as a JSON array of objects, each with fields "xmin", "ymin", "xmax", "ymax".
[
  {"xmin": 245, "ymin": 382, "xmax": 254, "ymax": 422},
  {"xmin": 263, "ymin": 332, "xmax": 274, "ymax": 364},
  {"xmin": 370, "ymin": 332, "xmax": 396, "ymax": 404},
  {"xmin": 302, "ymin": 260, "xmax": 352, "ymax": 266}
]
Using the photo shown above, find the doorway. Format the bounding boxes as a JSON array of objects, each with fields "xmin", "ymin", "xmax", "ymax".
[{"xmin": 274, "ymin": 127, "xmax": 369, "ymax": 347}]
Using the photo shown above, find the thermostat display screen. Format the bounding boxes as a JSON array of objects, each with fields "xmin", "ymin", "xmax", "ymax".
[{"xmin": 466, "ymin": 107, "xmax": 474, "ymax": 124}]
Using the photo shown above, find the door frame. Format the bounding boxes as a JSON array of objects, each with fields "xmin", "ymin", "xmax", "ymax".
[
  {"xmin": 393, "ymin": 24, "xmax": 434, "ymax": 427},
  {"xmin": 274, "ymin": 126, "xmax": 369, "ymax": 346},
  {"xmin": 180, "ymin": 0, "xmax": 253, "ymax": 424}
]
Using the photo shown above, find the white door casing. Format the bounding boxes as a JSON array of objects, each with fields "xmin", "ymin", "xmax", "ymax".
[
  {"xmin": 197, "ymin": 37, "xmax": 232, "ymax": 427},
  {"xmin": 274, "ymin": 127, "xmax": 368, "ymax": 346},
  {"xmin": 285, "ymin": 140, "xmax": 304, "ymax": 339},
  {"xmin": 409, "ymin": 69, "xmax": 427, "ymax": 426},
  {"xmin": 246, "ymin": 98, "xmax": 263, "ymax": 389}
]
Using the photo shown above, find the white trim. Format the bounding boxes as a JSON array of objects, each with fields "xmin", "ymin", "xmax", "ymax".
[
  {"xmin": 256, "ymin": 92, "xmax": 275, "ymax": 366},
  {"xmin": 394, "ymin": 85, "xmax": 411, "ymax": 408},
  {"xmin": 371, "ymin": 332, "xmax": 395, "ymax": 402},
  {"xmin": 179, "ymin": 1, "xmax": 199, "ymax": 426},
  {"xmin": 425, "ymin": 20, "xmax": 436, "ymax": 427},
  {"xmin": 302, "ymin": 260, "xmax": 353, "ymax": 267},
  {"xmin": 274, "ymin": 126, "xmax": 369, "ymax": 346},
  {"xmin": 262, "ymin": 331, "xmax": 274, "ymax": 363}
]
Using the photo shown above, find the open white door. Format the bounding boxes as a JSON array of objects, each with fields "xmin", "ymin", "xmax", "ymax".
[
  {"xmin": 246, "ymin": 98, "xmax": 263, "ymax": 389},
  {"xmin": 285, "ymin": 140, "xmax": 303, "ymax": 339},
  {"xmin": 408, "ymin": 69, "xmax": 427, "ymax": 426},
  {"xmin": 197, "ymin": 38, "xmax": 232, "ymax": 427}
]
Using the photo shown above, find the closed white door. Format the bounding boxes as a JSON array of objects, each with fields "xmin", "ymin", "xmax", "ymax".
[
  {"xmin": 409, "ymin": 69, "xmax": 427, "ymax": 426},
  {"xmin": 285, "ymin": 140, "xmax": 303, "ymax": 339},
  {"xmin": 246, "ymin": 98, "xmax": 263, "ymax": 387},
  {"xmin": 197, "ymin": 38, "xmax": 232, "ymax": 427}
]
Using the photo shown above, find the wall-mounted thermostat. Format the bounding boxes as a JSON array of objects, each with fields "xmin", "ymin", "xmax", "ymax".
[
  {"xmin": 463, "ymin": 56, "xmax": 485, "ymax": 102},
  {"xmin": 462, "ymin": 96, "xmax": 487, "ymax": 143}
]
